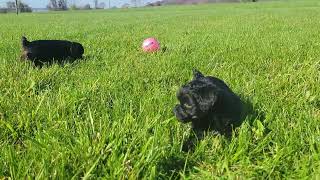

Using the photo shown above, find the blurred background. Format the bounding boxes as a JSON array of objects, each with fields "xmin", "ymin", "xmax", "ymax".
[{"xmin": 0, "ymin": 0, "xmax": 270, "ymax": 13}]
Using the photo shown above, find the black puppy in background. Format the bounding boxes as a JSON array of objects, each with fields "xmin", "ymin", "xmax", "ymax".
[
  {"xmin": 21, "ymin": 36, "xmax": 84, "ymax": 67},
  {"xmin": 173, "ymin": 69, "xmax": 243, "ymax": 150}
]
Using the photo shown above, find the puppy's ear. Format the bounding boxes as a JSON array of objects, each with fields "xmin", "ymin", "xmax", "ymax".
[
  {"xmin": 21, "ymin": 36, "xmax": 29, "ymax": 47},
  {"xmin": 192, "ymin": 69, "xmax": 204, "ymax": 80}
]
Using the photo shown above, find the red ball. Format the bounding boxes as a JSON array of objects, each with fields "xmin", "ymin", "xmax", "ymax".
[{"xmin": 142, "ymin": 37, "xmax": 160, "ymax": 52}]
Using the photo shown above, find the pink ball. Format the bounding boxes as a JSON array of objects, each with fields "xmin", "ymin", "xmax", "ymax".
[{"xmin": 142, "ymin": 37, "xmax": 160, "ymax": 52}]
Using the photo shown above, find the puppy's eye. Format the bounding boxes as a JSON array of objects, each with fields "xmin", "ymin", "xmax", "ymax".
[{"xmin": 183, "ymin": 103, "xmax": 192, "ymax": 109}]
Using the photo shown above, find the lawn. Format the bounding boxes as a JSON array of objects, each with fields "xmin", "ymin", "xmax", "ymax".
[{"xmin": 0, "ymin": 0, "xmax": 320, "ymax": 178}]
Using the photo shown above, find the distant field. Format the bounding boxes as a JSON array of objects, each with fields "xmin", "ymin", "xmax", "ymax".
[{"xmin": 1, "ymin": 0, "xmax": 320, "ymax": 178}]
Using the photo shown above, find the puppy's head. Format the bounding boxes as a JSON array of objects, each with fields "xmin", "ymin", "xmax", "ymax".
[
  {"xmin": 21, "ymin": 36, "xmax": 30, "ymax": 60},
  {"xmin": 173, "ymin": 69, "xmax": 218, "ymax": 123},
  {"xmin": 70, "ymin": 42, "xmax": 84, "ymax": 58}
]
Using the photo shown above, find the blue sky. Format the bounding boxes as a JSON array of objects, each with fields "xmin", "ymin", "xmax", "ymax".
[{"xmin": 0, "ymin": 0, "xmax": 151, "ymax": 8}]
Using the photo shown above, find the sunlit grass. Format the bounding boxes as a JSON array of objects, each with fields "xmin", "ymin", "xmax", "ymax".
[{"xmin": 0, "ymin": 0, "xmax": 320, "ymax": 178}]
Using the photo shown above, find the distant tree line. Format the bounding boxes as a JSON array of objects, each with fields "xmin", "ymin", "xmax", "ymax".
[
  {"xmin": 145, "ymin": 0, "xmax": 258, "ymax": 6},
  {"xmin": 47, "ymin": 0, "xmax": 68, "ymax": 11},
  {"xmin": 47, "ymin": 0, "xmax": 106, "ymax": 11},
  {"xmin": 0, "ymin": 1, "xmax": 32, "ymax": 13},
  {"xmin": 0, "ymin": 0, "xmax": 260, "ymax": 14}
]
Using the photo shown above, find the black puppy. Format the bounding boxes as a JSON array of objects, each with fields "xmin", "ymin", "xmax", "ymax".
[
  {"xmin": 173, "ymin": 69, "xmax": 243, "ymax": 144},
  {"xmin": 21, "ymin": 36, "xmax": 84, "ymax": 67}
]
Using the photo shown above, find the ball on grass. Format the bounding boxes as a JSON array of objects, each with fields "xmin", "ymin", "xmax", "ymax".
[{"xmin": 142, "ymin": 37, "xmax": 160, "ymax": 52}]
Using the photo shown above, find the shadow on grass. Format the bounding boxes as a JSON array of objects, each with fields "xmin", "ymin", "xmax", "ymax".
[
  {"xmin": 240, "ymin": 96, "xmax": 266, "ymax": 126},
  {"xmin": 156, "ymin": 154, "xmax": 197, "ymax": 180},
  {"xmin": 312, "ymin": 99, "xmax": 320, "ymax": 110}
]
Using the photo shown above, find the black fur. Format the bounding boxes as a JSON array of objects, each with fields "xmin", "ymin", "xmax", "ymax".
[
  {"xmin": 21, "ymin": 36, "xmax": 84, "ymax": 67},
  {"xmin": 173, "ymin": 69, "xmax": 243, "ymax": 149}
]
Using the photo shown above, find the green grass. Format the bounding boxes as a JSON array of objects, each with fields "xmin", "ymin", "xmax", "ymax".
[{"xmin": 1, "ymin": 0, "xmax": 320, "ymax": 178}]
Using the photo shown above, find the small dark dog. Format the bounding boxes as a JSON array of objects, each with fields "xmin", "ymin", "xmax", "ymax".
[
  {"xmin": 21, "ymin": 36, "xmax": 84, "ymax": 67},
  {"xmin": 173, "ymin": 69, "xmax": 244, "ymax": 149}
]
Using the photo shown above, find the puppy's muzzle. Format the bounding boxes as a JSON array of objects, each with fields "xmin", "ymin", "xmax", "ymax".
[{"xmin": 173, "ymin": 104, "xmax": 192, "ymax": 123}]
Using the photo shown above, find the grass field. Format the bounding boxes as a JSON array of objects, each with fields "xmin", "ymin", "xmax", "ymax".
[{"xmin": 1, "ymin": 0, "xmax": 320, "ymax": 178}]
